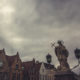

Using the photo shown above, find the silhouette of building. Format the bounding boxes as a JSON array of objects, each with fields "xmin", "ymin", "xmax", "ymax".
[
  {"xmin": 39, "ymin": 62, "xmax": 56, "ymax": 80},
  {"xmin": 0, "ymin": 49, "xmax": 9, "ymax": 80},
  {"xmin": 0, "ymin": 49, "xmax": 23, "ymax": 80},
  {"xmin": 0, "ymin": 49, "xmax": 79, "ymax": 80},
  {"xmin": 23, "ymin": 59, "xmax": 41, "ymax": 80},
  {"xmin": 39, "ymin": 53, "xmax": 56, "ymax": 80},
  {"xmin": 6, "ymin": 52, "xmax": 23, "ymax": 80}
]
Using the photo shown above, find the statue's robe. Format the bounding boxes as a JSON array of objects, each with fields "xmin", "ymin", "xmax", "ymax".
[{"xmin": 55, "ymin": 45, "xmax": 70, "ymax": 71}]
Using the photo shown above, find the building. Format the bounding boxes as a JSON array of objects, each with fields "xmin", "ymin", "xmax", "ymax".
[
  {"xmin": 0, "ymin": 49, "xmax": 79, "ymax": 80},
  {"xmin": 39, "ymin": 62, "xmax": 56, "ymax": 80},
  {"xmin": 0, "ymin": 49, "xmax": 41, "ymax": 80},
  {"xmin": 0, "ymin": 49, "xmax": 9, "ymax": 80},
  {"xmin": 6, "ymin": 52, "xmax": 23, "ymax": 80},
  {"xmin": 0, "ymin": 49, "xmax": 23, "ymax": 80},
  {"xmin": 23, "ymin": 58, "xmax": 56, "ymax": 80},
  {"xmin": 39, "ymin": 54, "xmax": 56, "ymax": 80},
  {"xmin": 23, "ymin": 59, "xmax": 41, "ymax": 80}
]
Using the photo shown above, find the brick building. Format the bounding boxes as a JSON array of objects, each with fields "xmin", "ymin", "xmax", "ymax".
[
  {"xmin": 0, "ymin": 49, "xmax": 23, "ymax": 80},
  {"xmin": 0, "ymin": 49, "xmax": 42, "ymax": 80},
  {"xmin": 23, "ymin": 59, "xmax": 41, "ymax": 80},
  {"xmin": 6, "ymin": 52, "xmax": 23, "ymax": 80},
  {"xmin": 0, "ymin": 49, "xmax": 9, "ymax": 80}
]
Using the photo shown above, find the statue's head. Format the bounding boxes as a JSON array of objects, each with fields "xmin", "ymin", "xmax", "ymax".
[{"xmin": 57, "ymin": 40, "xmax": 64, "ymax": 46}]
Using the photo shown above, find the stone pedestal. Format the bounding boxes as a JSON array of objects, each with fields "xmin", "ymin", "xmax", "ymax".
[{"xmin": 54, "ymin": 71, "xmax": 78, "ymax": 80}]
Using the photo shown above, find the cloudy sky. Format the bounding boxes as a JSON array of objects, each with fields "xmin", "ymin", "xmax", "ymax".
[{"xmin": 0, "ymin": 0, "xmax": 80, "ymax": 68}]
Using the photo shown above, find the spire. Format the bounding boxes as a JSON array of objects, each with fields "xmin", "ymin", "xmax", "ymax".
[
  {"xmin": 16, "ymin": 52, "xmax": 20, "ymax": 62},
  {"xmin": 17, "ymin": 52, "xmax": 19, "ymax": 56}
]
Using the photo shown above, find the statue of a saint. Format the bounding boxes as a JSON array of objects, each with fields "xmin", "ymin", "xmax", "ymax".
[{"xmin": 54, "ymin": 41, "xmax": 70, "ymax": 71}]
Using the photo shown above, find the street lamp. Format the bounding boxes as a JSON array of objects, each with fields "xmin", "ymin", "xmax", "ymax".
[
  {"xmin": 46, "ymin": 53, "xmax": 52, "ymax": 64},
  {"xmin": 74, "ymin": 48, "xmax": 80, "ymax": 65}
]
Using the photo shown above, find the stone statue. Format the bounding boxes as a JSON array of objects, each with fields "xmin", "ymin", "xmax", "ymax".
[{"xmin": 52, "ymin": 40, "xmax": 70, "ymax": 71}]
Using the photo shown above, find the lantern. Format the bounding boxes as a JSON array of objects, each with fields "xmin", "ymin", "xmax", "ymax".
[
  {"xmin": 46, "ymin": 54, "xmax": 52, "ymax": 64},
  {"xmin": 74, "ymin": 48, "xmax": 80, "ymax": 64}
]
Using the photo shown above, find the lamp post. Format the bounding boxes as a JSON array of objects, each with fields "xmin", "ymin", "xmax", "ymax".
[
  {"xmin": 74, "ymin": 48, "xmax": 80, "ymax": 65},
  {"xmin": 46, "ymin": 53, "xmax": 52, "ymax": 64}
]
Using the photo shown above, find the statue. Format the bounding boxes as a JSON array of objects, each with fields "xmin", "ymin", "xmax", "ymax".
[{"xmin": 52, "ymin": 40, "xmax": 70, "ymax": 71}]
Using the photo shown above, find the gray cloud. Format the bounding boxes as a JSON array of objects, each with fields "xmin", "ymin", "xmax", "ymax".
[
  {"xmin": 0, "ymin": 0, "xmax": 80, "ymax": 71},
  {"xmin": 36, "ymin": 0, "xmax": 80, "ymax": 26}
]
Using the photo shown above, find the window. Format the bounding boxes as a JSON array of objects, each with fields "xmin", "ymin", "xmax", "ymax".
[{"xmin": 16, "ymin": 64, "xmax": 19, "ymax": 70}]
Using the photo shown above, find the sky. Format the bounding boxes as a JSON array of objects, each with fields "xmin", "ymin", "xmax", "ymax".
[{"xmin": 0, "ymin": 0, "xmax": 80, "ymax": 69}]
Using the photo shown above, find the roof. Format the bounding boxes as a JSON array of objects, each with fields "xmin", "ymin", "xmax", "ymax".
[
  {"xmin": 44, "ymin": 63, "xmax": 55, "ymax": 69},
  {"xmin": 0, "ymin": 49, "xmax": 5, "ymax": 54},
  {"xmin": 72, "ymin": 65, "xmax": 80, "ymax": 75}
]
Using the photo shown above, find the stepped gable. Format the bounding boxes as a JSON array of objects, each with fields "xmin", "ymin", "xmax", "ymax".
[
  {"xmin": 6, "ymin": 54, "xmax": 18, "ymax": 67},
  {"xmin": 23, "ymin": 60, "xmax": 41, "ymax": 74}
]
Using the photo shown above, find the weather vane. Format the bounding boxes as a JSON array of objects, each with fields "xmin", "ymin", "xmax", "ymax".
[{"xmin": 51, "ymin": 42, "xmax": 55, "ymax": 48}]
